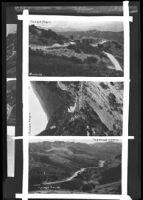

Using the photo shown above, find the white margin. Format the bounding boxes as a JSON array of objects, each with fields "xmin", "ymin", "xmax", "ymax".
[
  {"xmin": 13, "ymin": 136, "xmax": 134, "ymax": 140},
  {"xmin": 18, "ymin": 10, "xmax": 29, "ymax": 200},
  {"xmin": 18, "ymin": 14, "xmax": 133, "ymax": 22},
  {"xmin": 15, "ymin": 193, "xmax": 132, "ymax": 199},
  {"xmin": 121, "ymin": 1, "xmax": 131, "ymax": 198},
  {"xmin": 7, "ymin": 78, "xmax": 17, "ymax": 81},
  {"xmin": 29, "ymin": 77, "xmax": 126, "ymax": 82},
  {"xmin": 16, "ymin": 1, "xmax": 133, "ymax": 200}
]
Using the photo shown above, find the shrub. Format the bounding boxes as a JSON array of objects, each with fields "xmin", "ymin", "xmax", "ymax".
[
  {"xmin": 29, "ymin": 167, "xmax": 46, "ymax": 185},
  {"xmin": 100, "ymin": 82, "xmax": 109, "ymax": 89}
]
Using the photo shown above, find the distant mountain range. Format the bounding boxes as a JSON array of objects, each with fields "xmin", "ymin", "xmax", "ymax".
[
  {"xmin": 30, "ymin": 141, "xmax": 121, "ymax": 162},
  {"xmin": 29, "ymin": 24, "xmax": 123, "ymax": 45},
  {"xmin": 58, "ymin": 29, "xmax": 123, "ymax": 44}
]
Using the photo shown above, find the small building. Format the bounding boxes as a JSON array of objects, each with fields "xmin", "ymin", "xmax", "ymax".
[{"xmin": 99, "ymin": 160, "xmax": 106, "ymax": 167}]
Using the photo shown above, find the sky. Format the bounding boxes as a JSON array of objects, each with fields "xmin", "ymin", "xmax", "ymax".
[
  {"xmin": 29, "ymin": 83, "xmax": 48, "ymax": 136},
  {"xmin": 6, "ymin": 24, "xmax": 17, "ymax": 36},
  {"xmin": 29, "ymin": 19, "xmax": 123, "ymax": 32}
]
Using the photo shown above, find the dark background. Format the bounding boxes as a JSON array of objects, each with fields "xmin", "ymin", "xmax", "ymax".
[{"xmin": 2, "ymin": 1, "xmax": 141, "ymax": 200}]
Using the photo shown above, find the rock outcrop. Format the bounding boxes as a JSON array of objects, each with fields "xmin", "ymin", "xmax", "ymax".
[{"xmin": 31, "ymin": 81, "xmax": 123, "ymax": 136}]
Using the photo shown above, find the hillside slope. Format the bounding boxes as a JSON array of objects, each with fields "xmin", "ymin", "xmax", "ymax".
[
  {"xmin": 29, "ymin": 25, "xmax": 123, "ymax": 76},
  {"xmin": 29, "ymin": 141, "xmax": 121, "ymax": 194},
  {"xmin": 31, "ymin": 81, "xmax": 123, "ymax": 136}
]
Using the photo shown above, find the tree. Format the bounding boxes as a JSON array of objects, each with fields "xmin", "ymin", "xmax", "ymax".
[
  {"xmin": 70, "ymin": 35, "xmax": 74, "ymax": 40},
  {"xmin": 82, "ymin": 183, "xmax": 93, "ymax": 192},
  {"xmin": 29, "ymin": 167, "xmax": 46, "ymax": 185}
]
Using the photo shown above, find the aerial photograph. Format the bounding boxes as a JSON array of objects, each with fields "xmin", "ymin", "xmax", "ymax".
[
  {"xmin": 29, "ymin": 139, "xmax": 121, "ymax": 194},
  {"xmin": 29, "ymin": 19, "xmax": 124, "ymax": 77},
  {"xmin": 29, "ymin": 81, "xmax": 123, "ymax": 136},
  {"xmin": 6, "ymin": 24, "xmax": 17, "ymax": 78}
]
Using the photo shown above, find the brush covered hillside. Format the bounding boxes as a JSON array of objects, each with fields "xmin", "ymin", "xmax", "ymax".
[
  {"xmin": 6, "ymin": 33, "xmax": 17, "ymax": 77},
  {"xmin": 59, "ymin": 30, "xmax": 123, "ymax": 43},
  {"xmin": 7, "ymin": 80, "xmax": 16, "ymax": 126},
  {"xmin": 29, "ymin": 141, "xmax": 121, "ymax": 194},
  {"xmin": 31, "ymin": 81, "xmax": 123, "ymax": 136},
  {"xmin": 29, "ymin": 25, "xmax": 123, "ymax": 76}
]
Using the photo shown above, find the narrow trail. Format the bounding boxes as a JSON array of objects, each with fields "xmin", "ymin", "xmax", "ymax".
[
  {"xmin": 103, "ymin": 51, "xmax": 123, "ymax": 72},
  {"xmin": 42, "ymin": 166, "xmax": 99, "ymax": 186}
]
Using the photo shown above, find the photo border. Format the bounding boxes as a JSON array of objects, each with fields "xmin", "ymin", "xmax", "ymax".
[{"xmin": 14, "ymin": 1, "xmax": 134, "ymax": 200}]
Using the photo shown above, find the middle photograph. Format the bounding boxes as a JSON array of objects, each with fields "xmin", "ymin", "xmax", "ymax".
[{"xmin": 29, "ymin": 81, "xmax": 123, "ymax": 136}]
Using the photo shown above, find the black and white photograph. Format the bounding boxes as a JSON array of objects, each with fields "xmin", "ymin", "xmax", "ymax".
[
  {"xmin": 6, "ymin": 24, "xmax": 17, "ymax": 78},
  {"xmin": 15, "ymin": 6, "xmax": 124, "ymax": 15},
  {"xmin": 29, "ymin": 20, "xmax": 124, "ymax": 77},
  {"xmin": 2, "ymin": 2, "xmax": 141, "ymax": 200},
  {"xmin": 7, "ymin": 80, "xmax": 16, "ymax": 126},
  {"xmin": 29, "ymin": 81, "xmax": 123, "ymax": 136},
  {"xmin": 14, "ymin": 5, "xmax": 138, "ymax": 15},
  {"xmin": 29, "ymin": 138, "xmax": 121, "ymax": 194}
]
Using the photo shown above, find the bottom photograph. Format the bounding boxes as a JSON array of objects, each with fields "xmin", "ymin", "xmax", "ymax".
[{"xmin": 29, "ymin": 138, "xmax": 122, "ymax": 194}]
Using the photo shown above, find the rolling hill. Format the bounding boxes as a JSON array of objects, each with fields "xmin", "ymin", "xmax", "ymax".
[
  {"xmin": 29, "ymin": 25, "xmax": 123, "ymax": 76},
  {"xmin": 29, "ymin": 141, "xmax": 121, "ymax": 194}
]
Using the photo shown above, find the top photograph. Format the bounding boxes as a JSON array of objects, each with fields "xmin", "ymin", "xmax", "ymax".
[{"xmin": 29, "ymin": 19, "xmax": 124, "ymax": 77}]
